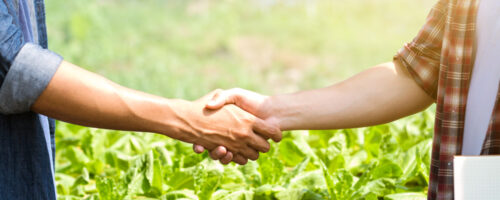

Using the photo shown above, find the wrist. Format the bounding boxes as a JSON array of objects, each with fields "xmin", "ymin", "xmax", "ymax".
[
  {"xmin": 155, "ymin": 99, "xmax": 201, "ymax": 143},
  {"xmin": 261, "ymin": 95, "xmax": 291, "ymax": 131}
]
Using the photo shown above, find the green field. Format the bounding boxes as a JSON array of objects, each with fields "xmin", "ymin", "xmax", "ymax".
[{"xmin": 46, "ymin": 0, "xmax": 437, "ymax": 199}]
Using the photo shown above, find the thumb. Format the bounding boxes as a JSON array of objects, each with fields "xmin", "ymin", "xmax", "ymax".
[{"xmin": 205, "ymin": 91, "xmax": 235, "ymax": 110}]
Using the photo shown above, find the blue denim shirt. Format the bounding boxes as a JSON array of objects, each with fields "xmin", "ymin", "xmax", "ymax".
[{"xmin": 0, "ymin": 0, "xmax": 62, "ymax": 199}]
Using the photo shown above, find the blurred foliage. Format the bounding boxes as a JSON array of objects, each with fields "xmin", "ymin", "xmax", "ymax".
[
  {"xmin": 45, "ymin": 0, "xmax": 437, "ymax": 199},
  {"xmin": 46, "ymin": 0, "xmax": 435, "ymax": 98}
]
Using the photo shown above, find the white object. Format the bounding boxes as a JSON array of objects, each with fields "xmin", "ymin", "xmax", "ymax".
[
  {"xmin": 454, "ymin": 156, "xmax": 500, "ymax": 200},
  {"xmin": 462, "ymin": 0, "xmax": 500, "ymax": 155}
]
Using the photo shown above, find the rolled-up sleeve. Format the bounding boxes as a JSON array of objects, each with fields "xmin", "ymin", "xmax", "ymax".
[
  {"xmin": 0, "ymin": 44, "xmax": 62, "ymax": 114},
  {"xmin": 393, "ymin": 0, "xmax": 447, "ymax": 100},
  {"xmin": 0, "ymin": 2, "xmax": 62, "ymax": 114}
]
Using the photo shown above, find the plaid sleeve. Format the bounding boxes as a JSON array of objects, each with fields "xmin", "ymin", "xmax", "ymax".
[{"xmin": 394, "ymin": 0, "xmax": 448, "ymax": 100}]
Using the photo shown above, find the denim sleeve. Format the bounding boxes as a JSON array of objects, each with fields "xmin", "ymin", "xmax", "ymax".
[
  {"xmin": 0, "ymin": 2, "xmax": 62, "ymax": 114},
  {"xmin": 0, "ymin": 43, "xmax": 62, "ymax": 114},
  {"xmin": 0, "ymin": 1, "xmax": 24, "ymax": 67}
]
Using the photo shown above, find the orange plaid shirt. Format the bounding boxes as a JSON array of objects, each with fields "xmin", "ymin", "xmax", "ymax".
[{"xmin": 393, "ymin": 0, "xmax": 500, "ymax": 199}]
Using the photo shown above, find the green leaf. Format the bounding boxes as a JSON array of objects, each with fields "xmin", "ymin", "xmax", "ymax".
[
  {"xmin": 72, "ymin": 167, "xmax": 90, "ymax": 188},
  {"xmin": 359, "ymin": 178, "xmax": 396, "ymax": 197},
  {"xmin": 144, "ymin": 150, "xmax": 163, "ymax": 196},
  {"xmin": 258, "ymin": 155, "xmax": 285, "ymax": 185},
  {"xmin": 289, "ymin": 170, "xmax": 326, "ymax": 190},
  {"xmin": 66, "ymin": 146, "xmax": 90, "ymax": 165},
  {"xmin": 130, "ymin": 136, "xmax": 145, "ymax": 153},
  {"xmin": 282, "ymin": 157, "xmax": 310, "ymax": 186},
  {"xmin": 55, "ymin": 173, "xmax": 76, "ymax": 195},
  {"xmin": 156, "ymin": 146, "xmax": 173, "ymax": 166},
  {"xmin": 279, "ymin": 138, "xmax": 307, "ymax": 166},
  {"xmin": 212, "ymin": 190, "xmax": 253, "ymax": 200},
  {"xmin": 161, "ymin": 190, "xmax": 198, "ymax": 200},
  {"xmin": 219, "ymin": 166, "xmax": 246, "ymax": 191},
  {"xmin": 104, "ymin": 150, "xmax": 132, "ymax": 171},
  {"xmin": 332, "ymin": 169, "xmax": 354, "ymax": 199},
  {"xmin": 384, "ymin": 192, "xmax": 427, "ymax": 200},
  {"xmin": 365, "ymin": 193, "xmax": 378, "ymax": 200},
  {"xmin": 239, "ymin": 159, "xmax": 261, "ymax": 185},
  {"xmin": 371, "ymin": 159, "xmax": 403, "ymax": 179},
  {"xmin": 96, "ymin": 177, "xmax": 127, "ymax": 200},
  {"xmin": 253, "ymin": 184, "xmax": 285, "ymax": 200},
  {"xmin": 167, "ymin": 168, "xmax": 196, "ymax": 190},
  {"xmin": 364, "ymin": 127, "xmax": 384, "ymax": 159},
  {"xmin": 320, "ymin": 160, "xmax": 336, "ymax": 200},
  {"xmin": 194, "ymin": 160, "xmax": 223, "ymax": 200}
]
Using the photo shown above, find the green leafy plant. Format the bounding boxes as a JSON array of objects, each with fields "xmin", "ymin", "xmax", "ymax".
[{"xmin": 55, "ymin": 108, "xmax": 433, "ymax": 200}]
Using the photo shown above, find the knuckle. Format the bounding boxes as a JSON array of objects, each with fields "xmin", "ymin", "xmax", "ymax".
[
  {"xmin": 271, "ymin": 126, "xmax": 281, "ymax": 134},
  {"xmin": 242, "ymin": 117, "xmax": 255, "ymax": 125},
  {"xmin": 261, "ymin": 126, "xmax": 274, "ymax": 136},
  {"xmin": 236, "ymin": 131, "xmax": 251, "ymax": 139}
]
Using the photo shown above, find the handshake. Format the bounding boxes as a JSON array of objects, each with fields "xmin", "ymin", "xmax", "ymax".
[
  {"xmin": 36, "ymin": 61, "xmax": 416, "ymax": 166},
  {"xmin": 178, "ymin": 88, "xmax": 282, "ymax": 165}
]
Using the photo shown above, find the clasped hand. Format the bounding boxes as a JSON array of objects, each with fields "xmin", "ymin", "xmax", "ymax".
[{"xmin": 192, "ymin": 89, "xmax": 280, "ymax": 165}]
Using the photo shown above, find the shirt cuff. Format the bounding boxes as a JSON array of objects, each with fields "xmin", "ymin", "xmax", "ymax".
[{"xmin": 0, "ymin": 43, "xmax": 62, "ymax": 114}]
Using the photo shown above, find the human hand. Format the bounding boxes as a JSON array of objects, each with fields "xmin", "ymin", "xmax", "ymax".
[
  {"xmin": 193, "ymin": 88, "xmax": 281, "ymax": 164},
  {"xmin": 179, "ymin": 90, "xmax": 280, "ymax": 165}
]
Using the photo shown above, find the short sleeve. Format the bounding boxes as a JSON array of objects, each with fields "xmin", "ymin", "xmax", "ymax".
[{"xmin": 393, "ymin": 0, "xmax": 448, "ymax": 100}]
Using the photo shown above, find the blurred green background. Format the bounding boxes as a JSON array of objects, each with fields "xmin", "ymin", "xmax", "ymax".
[
  {"xmin": 46, "ymin": 0, "xmax": 434, "ymax": 99},
  {"xmin": 45, "ymin": 0, "xmax": 437, "ymax": 199}
]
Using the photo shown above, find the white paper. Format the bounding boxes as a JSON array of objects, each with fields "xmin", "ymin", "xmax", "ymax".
[{"xmin": 454, "ymin": 156, "xmax": 500, "ymax": 200}]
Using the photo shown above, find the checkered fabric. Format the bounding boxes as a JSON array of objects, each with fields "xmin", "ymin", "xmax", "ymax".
[{"xmin": 392, "ymin": 0, "xmax": 500, "ymax": 199}]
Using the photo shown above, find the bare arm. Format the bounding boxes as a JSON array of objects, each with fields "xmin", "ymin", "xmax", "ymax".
[
  {"xmin": 32, "ymin": 61, "xmax": 282, "ymax": 163},
  {"xmin": 195, "ymin": 60, "xmax": 433, "ymax": 162},
  {"xmin": 266, "ymin": 61, "xmax": 433, "ymax": 130},
  {"xmin": 33, "ymin": 61, "xmax": 180, "ymax": 133},
  {"xmin": 204, "ymin": 60, "xmax": 434, "ymax": 131}
]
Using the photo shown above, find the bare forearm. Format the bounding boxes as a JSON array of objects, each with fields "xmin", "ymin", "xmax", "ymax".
[
  {"xmin": 32, "ymin": 61, "xmax": 190, "ymax": 140},
  {"xmin": 32, "ymin": 61, "xmax": 279, "ymax": 163},
  {"xmin": 267, "ymin": 61, "xmax": 434, "ymax": 130}
]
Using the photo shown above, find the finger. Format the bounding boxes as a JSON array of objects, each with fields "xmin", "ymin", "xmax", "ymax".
[
  {"xmin": 199, "ymin": 89, "xmax": 223, "ymax": 101},
  {"xmin": 209, "ymin": 146, "xmax": 228, "ymax": 160},
  {"xmin": 193, "ymin": 144, "xmax": 205, "ymax": 154},
  {"xmin": 206, "ymin": 91, "xmax": 236, "ymax": 110},
  {"xmin": 246, "ymin": 130, "xmax": 271, "ymax": 153},
  {"xmin": 232, "ymin": 154, "xmax": 248, "ymax": 165},
  {"xmin": 252, "ymin": 118, "xmax": 282, "ymax": 142},
  {"xmin": 238, "ymin": 145, "xmax": 260, "ymax": 161},
  {"xmin": 220, "ymin": 151, "xmax": 233, "ymax": 165}
]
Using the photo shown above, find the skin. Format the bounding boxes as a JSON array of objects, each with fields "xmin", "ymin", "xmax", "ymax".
[
  {"xmin": 32, "ymin": 60, "xmax": 282, "ymax": 165},
  {"xmin": 194, "ymin": 60, "xmax": 434, "ymax": 163}
]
